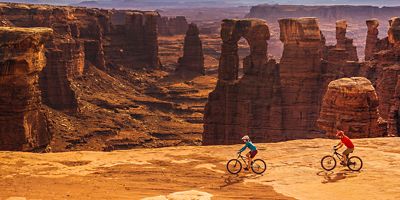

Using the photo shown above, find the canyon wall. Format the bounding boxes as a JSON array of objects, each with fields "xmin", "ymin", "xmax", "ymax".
[
  {"xmin": 157, "ymin": 16, "xmax": 189, "ymax": 36},
  {"xmin": 0, "ymin": 3, "xmax": 161, "ymax": 111},
  {"xmin": 0, "ymin": 27, "xmax": 52, "ymax": 151}
]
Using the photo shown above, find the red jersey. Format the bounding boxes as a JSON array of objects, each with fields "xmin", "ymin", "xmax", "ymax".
[{"xmin": 341, "ymin": 136, "xmax": 354, "ymax": 148}]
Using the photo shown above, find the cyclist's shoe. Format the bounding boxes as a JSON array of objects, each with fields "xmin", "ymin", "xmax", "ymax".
[
  {"xmin": 340, "ymin": 161, "xmax": 346, "ymax": 166},
  {"xmin": 243, "ymin": 167, "xmax": 249, "ymax": 171}
]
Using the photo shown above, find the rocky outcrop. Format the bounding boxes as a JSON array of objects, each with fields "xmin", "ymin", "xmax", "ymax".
[
  {"xmin": 176, "ymin": 23, "xmax": 204, "ymax": 74},
  {"xmin": 278, "ymin": 17, "xmax": 325, "ymax": 137},
  {"xmin": 365, "ymin": 19, "xmax": 380, "ymax": 60},
  {"xmin": 334, "ymin": 20, "xmax": 358, "ymax": 61},
  {"xmin": 203, "ymin": 19, "xmax": 282, "ymax": 145},
  {"xmin": 388, "ymin": 17, "xmax": 400, "ymax": 47},
  {"xmin": 317, "ymin": 77, "xmax": 387, "ymax": 138},
  {"xmin": 157, "ymin": 16, "xmax": 189, "ymax": 36},
  {"xmin": 0, "ymin": 27, "xmax": 52, "ymax": 151}
]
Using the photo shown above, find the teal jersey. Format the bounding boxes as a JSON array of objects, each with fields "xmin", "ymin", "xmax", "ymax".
[{"xmin": 239, "ymin": 141, "xmax": 257, "ymax": 153}]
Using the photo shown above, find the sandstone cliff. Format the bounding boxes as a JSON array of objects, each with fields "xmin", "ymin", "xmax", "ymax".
[{"xmin": 0, "ymin": 27, "xmax": 52, "ymax": 151}]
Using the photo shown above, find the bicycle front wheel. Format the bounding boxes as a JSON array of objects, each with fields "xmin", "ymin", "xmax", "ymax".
[
  {"xmin": 226, "ymin": 159, "xmax": 242, "ymax": 174},
  {"xmin": 321, "ymin": 155, "xmax": 336, "ymax": 171},
  {"xmin": 347, "ymin": 156, "xmax": 363, "ymax": 171},
  {"xmin": 251, "ymin": 159, "xmax": 267, "ymax": 174}
]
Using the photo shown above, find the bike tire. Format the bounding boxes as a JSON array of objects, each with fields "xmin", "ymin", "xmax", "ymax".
[
  {"xmin": 251, "ymin": 159, "xmax": 267, "ymax": 174},
  {"xmin": 226, "ymin": 159, "xmax": 242, "ymax": 174},
  {"xmin": 347, "ymin": 156, "xmax": 363, "ymax": 171},
  {"xmin": 321, "ymin": 155, "xmax": 336, "ymax": 171}
]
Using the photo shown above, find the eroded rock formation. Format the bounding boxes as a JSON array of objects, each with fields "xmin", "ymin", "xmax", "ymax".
[
  {"xmin": 177, "ymin": 23, "xmax": 205, "ymax": 74},
  {"xmin": 0, "ymin": 27, "xmax": 52, "ymax": 151},
  {"xmin": 203, "ymin": 19, "xmax": 282, "ymax": 144},
  {"xmin": 317, "ymin": 77, "xmax": 387, "ymax": 138},
  {"xmin": 278, "ymin": 17, "xmax": 325, "ymax": 137}
]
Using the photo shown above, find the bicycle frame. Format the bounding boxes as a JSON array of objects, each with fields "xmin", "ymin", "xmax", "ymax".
[
  {"xmin": 237, "ymin": 154, "xmax": 250, "ymax": 168},
  {"xmin": 333, "ymin": 149, "xmax": 346, "ymax": 161}
]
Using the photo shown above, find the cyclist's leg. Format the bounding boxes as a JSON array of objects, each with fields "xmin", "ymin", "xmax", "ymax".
[
  {"xmin": 342, "ymin": 148, "xmax": 353, "ymax": 164},
  {"xmin": 244, "ymin": 152, "xmax": 251, "ymax": 170},
  {"xmin": 249, "ymin": 150, "xmax": 258, "ymax": 168}
]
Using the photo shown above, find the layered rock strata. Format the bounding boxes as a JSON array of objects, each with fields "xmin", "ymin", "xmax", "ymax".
[
  {"xmin": 177, "ymin": 23, "xmax": 205, "ymax": 74},
  {"xmin": 317, "ymin": 77, "xmax": 387, "ymax": 138},
  {"xmin": 0, "ymin": 27, "xmax": 52, "ymax": 151}
]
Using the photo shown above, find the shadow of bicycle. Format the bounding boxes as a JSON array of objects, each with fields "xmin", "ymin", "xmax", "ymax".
[
  {"xmin": 317, "ymin": 169, "xmax": 360, "ymax": 184},
  {"xmin": 220, "ymin": 173, "xmax": 263, "ymax": 188}
]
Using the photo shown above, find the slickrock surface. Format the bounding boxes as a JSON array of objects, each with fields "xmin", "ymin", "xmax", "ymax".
[
  {"xmin": 318, "ymin": 77, "xmax": 386, "ymax": 138},
  {"xmin": 1, "ymin": 138, "xmax": 399, "ymax": 199},
  {"xmin": 0, "ymin": 27, "xmax": 52, "ymax": 151},
  {"xmin": 176, "ymin": 23, "xmax": 205, "ymax": 74}
]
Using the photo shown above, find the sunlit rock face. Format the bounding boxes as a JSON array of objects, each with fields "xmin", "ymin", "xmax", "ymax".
[
  {"xmin": 0, "ymin": 27, "xmax": 53, "ymax": 151},
  {"xmin": 318, "ymin": 77, "xmax": 387, "ymax": 138}
]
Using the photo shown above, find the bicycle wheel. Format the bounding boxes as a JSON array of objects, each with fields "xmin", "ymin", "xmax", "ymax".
[
  {"xmin": 321, "ymin": 155, "xmax": 336, "ymax": 171},
  {"xmin": 226, "ymin": 159, "xmax": 242, "ymax": 174},
  {"xmin": 251, "ymin": 159, "xmax": 267, "ymax": 174},
  {"xmin": 347, "ymin": 156, "xmax": 363, "ymax": 171}
]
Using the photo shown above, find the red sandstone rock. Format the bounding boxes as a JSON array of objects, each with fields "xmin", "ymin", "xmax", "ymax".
[
  {"xmin": 279, "ymin": 17, "xmax": 325, "ymax": 138},
  {"xmin": 388, "ymin": 17, "xmax": 400, "ymax": 47},
  {"xmin": 177, "ymin": 23, "xmax": 205, "ymax": 74},
  {"xmin": 317, "ymin": 77, "xmax": 387, "ymax": 138},
  {"xmin": 365, "ymin": 19, "xmax": 380, "ymax": 60},
  {"xmin": 0, "ymin": 27, "xmax": 52, "ymax": 151}
]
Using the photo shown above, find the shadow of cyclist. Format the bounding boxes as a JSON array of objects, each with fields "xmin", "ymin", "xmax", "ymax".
[{"xmin": 317, "ymin": 169, "xmax": 360, "ymax": 184}]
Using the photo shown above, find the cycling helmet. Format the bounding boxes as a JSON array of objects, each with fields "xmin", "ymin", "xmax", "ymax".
[
  {"xmin": 336, "ymin": 130, "xmax": 344, "ymax": 136},
  {"xmin": 241, "ymin": 135, "xmax": 250, "ymax": 140}
]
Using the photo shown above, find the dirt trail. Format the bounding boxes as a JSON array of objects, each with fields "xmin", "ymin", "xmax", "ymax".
[{"xmin": 0, "ymin": 138, "xmax": 399, "ymax": 199}]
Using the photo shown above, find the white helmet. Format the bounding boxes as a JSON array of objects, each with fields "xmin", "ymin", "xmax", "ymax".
[{"xmin": 241, "ymin": 135, "xmax": 250, "ymax": 140}]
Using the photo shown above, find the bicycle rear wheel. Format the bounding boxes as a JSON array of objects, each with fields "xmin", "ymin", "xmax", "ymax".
[
  {"xmin": 347, "ymin": 156, "xmax": 363, "ymax": 171},
  {"xmin": 251, "ymin": 159, "xmax": 267, "ymax": 174},
  {"xmin": 321, "ymin": 155, "xmax": 336, "ymax": 171},
  {"xmin": 226, "ymin": 159, "xmax": 242, "ymax": 174}
]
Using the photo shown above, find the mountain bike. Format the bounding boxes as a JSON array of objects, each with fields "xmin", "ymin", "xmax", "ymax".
[
  {"xmin": 226, "ymin": 153, "xmax": 267, "ymax": 174},
  {"xmin": 321, "ymin": 147, "xmax": 363, "ymax": 171}
]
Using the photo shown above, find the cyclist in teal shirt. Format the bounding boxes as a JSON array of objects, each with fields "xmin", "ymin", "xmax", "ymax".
[{"xmin": 238, "ymin": 135, "xmax": 258, "ymax": 171}]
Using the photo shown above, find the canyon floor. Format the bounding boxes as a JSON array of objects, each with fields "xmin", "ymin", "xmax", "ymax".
[{"xmin": 1, "ymin": 138, "xmax": 399, "ymax": 199}]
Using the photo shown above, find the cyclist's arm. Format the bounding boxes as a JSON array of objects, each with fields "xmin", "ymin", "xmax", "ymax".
[
  {"xmin": 238, "ymin": 144, "xmax": 247, "ymax": 153},
  {"xmin": 335, "ymin": 142, "xmax": 343, "ymax": 149}
]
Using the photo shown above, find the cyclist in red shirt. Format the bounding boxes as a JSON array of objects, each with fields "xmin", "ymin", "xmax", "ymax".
[{"xmin": 334, "ymin": 130, "xmax": 355, "ymax": 165}]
